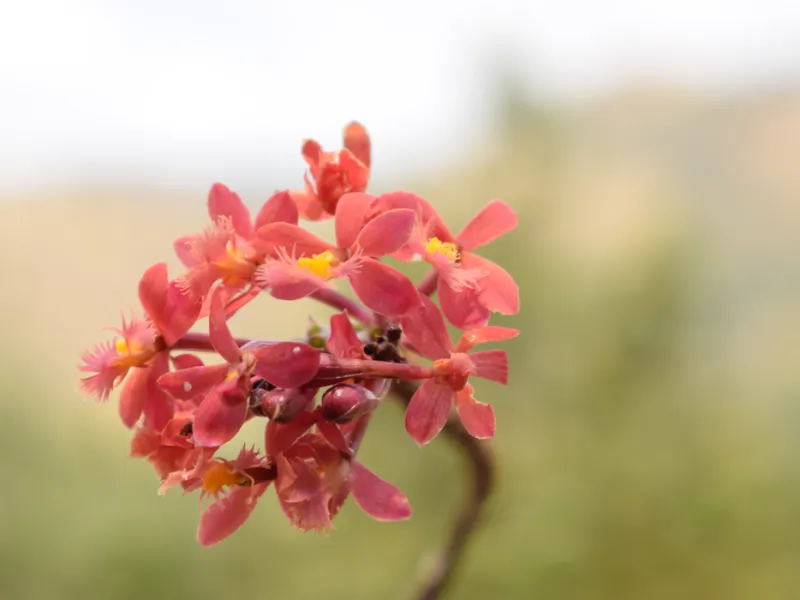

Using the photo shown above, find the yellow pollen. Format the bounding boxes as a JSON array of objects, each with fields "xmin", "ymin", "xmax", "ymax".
[
  {"xmin": 297, "ymin": 250, "xmax": 337, "ymax": 279},
  {"xmin": 115, "ymin": 338, "xmax": 143, "ymax": 356},
  {"xmin": 425, "ymin": 237, "xmax": 460, "ymax": 262},
  {"xmin": 202, "ymin": 462, "xmax": 248, "ymax": 495}
]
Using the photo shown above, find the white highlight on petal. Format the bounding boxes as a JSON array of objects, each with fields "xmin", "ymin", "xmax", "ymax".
[
  {"xmin": 183, "ymin": 381, "xmax": 192, "ymax": 393},
  {"xmin": 292, "ymin": 346, "xmax": 301, "ymax": 354}
]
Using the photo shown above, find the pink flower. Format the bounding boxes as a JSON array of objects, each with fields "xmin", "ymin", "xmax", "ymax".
[
  {"xmin": 79, "ymin": 263, "xmax": 201, "ymax": 429},
  {"xmin": 254, "ymin": 193, "xmax": 420, "ymax": 316},
  {"xmin": 290, "ymin": 122, "xmax": 371, "ymax": 220},
  {"xmin": 400, "ymin": 295, "xmax": 518, "ymax": 445},
  {"xmin": 266, "ymin": 412, "xmax": 411, "ymax": 531},
  {"xmin": 372, "ymin": 192, "xmax": 520, "ymax": 329},
  {"xmin": 158, "ymin": 287, "xmax": 321, "ymax": 447},
  {"xmin": 174, "ymin": 183, "xmax": 298, "ymax": 304},
  {"xmin": 196, "ymin": 446, "xmax": 272, "ymax": 546}
]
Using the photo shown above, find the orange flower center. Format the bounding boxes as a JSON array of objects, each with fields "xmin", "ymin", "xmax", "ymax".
[{"xmin": 202, "ymin": 462, "xmax": 249, "ymax": 495}]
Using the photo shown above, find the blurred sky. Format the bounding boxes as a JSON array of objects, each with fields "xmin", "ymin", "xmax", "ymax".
[{"xmin": 2, "ymin": 0, "xmax": 799, "ymax": 192}]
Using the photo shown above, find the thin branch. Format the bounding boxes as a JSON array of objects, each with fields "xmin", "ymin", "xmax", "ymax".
[
  {"xmin": 391, "ymin": 379, "xmax": 495, "ymax": 600},
  {"xmin": 310, "ymin": 288, "xmax": 375, "ymax": 325}
]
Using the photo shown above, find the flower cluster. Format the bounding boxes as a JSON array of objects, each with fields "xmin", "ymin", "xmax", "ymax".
[{"xmin": 78, "ymin": 122, "xmax": 519, "ymax": 545}]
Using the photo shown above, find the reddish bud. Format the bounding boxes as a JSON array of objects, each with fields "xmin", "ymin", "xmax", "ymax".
[
  {"xmin": 255, "ymin": 387, "xmax": 316, "ymax": 423},
  {"xmin": 321, "ymin": 384, "xmax": 379, "ymax": 423}
]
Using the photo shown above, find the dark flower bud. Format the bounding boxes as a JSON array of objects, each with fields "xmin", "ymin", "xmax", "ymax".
[
  {"xmin": 321, "ymin": 383, "xmax": 379, "ymax": 423},
  {"xmin": 253, "ymin": 387, "xmax": 316, "ymax": 422}
]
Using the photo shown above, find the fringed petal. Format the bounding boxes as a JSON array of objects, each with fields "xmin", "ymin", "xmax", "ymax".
[{"xmin": 254, "ymin": 222, "xmax": 335, "ymax": 258}]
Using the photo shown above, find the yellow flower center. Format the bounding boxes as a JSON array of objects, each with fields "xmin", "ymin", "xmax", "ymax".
[
  {"xmin": 202, "ymin": 462, "xmax": 249, "ymax": 495},
  {"xmin": 297, "ymin": 250, "xmax": 337, "ymax": 279},
  {"xmin": 425, "ymin": 237, "xmax": 460, "ymax": 263},
  {"xmin": 216, "ymin": 241, "xmax": 256, "ymax": 285}
]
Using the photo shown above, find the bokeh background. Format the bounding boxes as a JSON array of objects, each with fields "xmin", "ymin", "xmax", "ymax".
[{"xmin": 3, "ymin": 1, "xmax": 800, "ymax": 598}]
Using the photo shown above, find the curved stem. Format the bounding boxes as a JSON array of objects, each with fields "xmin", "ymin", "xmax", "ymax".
[{"xmin": 391, "ymin": 379, "xmax": 495, "ymax": 600}]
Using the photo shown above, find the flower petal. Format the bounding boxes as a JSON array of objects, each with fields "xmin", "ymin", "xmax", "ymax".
[
  {"xmin": 399, "ymin": 294, "xmax": 452, "ymax": 360},
  {"xmin": 158, "ymin": 364, "xmax": 228, "ymax": 400},
  {"xmin": 171, "ymin": 353, "xmax": 204, "ymax": 370},
  {"xmin": 209, "ymin": 287, "xmax": 241, "ymax": 364},
  {"xmin": 348, "ymin": 258, "xmax": 420, "ymax": 317},
  {"xmin": 354, "ymin": 208, "xmax": 416, "ymax": 257},
  {"xmin": 265, "ymin": 410, "xmax": 318, "ymax": 456},
  {"xmin": 197, "ymin": 484, "xmax": 269, "ymax": 546},
  {"xmin": 290, "ymin": 189, "xmax": 330, "ymax": 221},
  {"xmin": 251, "ymin": 342, "xmax": 321, "ymax": 389},
  {"xmin": 455, "ymin": 326, "xmax": 519, "ymax": 352},
  {"xmin": 192, "ymin": 388, "xmax": 249, "ymax": 447},
  {"xmin": 255, "ymin": 262, "xmax": 326, "ymax": 301},
  {"xmin": 254, "ymin": 222, "xmax": 334, "ymax": 258},
  {"xmin": 456, "ymin": 200, "xmax": 517, "ymax": 251},
  {"xmin": 138, "ymin": 262, "xmax": 169, "ymax": 328},
  {"xmin": 254, "ymin": 190, "xmax": 299, "ymax": 230},
  {"xmin": 208, "ymin": 183, "xmax": 254, "ymax": 239},
  {"xmin": 343, "ymin": 121, "xmax": 371, "ymax": 168},
  {"xmin": 437, "ymin": 277, "xmax": 491, "ymax": 331},
  {"xmin": 161, "ymin": 280, "xmax": 204, "ymax": 346},
  {"xmin": 350, "ymin": 461, "xmax": 411, "ymax": 521},
  {"xmin": 327, "ymin": 312, "xmax": 363, "ymax": 358},
  {"xmin": 142, "ymin": 352, "xmax": 174, "ymax": 430},
  {"xmin": 275, "ymin": 454, "xmax": 332, "ymax": 532},
  {"xmin": 118, "ymin": 365, "xmax": 149, "ymax": 428},
  {"xmin": 468, "ymin": 350, "xmax": 509, "ymax": 384},
  {"xmin": 461, "ymin": 253, "xmax": 519, "ymax": 315},
  {"xmin": 454, "ymin": 386, "xmax": 495, "ymax": 439},
  {"xmin": 335, "ymin": 192, "xmax": 373, "ymax": 248},
  {"xmin": 404, "ymin": 379, "xmax": 453, "ymax": 446}
]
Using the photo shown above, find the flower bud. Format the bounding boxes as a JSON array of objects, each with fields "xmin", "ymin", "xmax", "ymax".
[
  {"xmin": 320, "ymin": 383, "xmax": 379, "ymax": 423},
  {"xmin": 253, "ymin": 387, "xmax": 315, "ymax": 423}
]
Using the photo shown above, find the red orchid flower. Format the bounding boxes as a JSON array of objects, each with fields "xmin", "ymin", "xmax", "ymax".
[
  {"xmin": 399, "ymin": 295, "xmax": 518, "ymax": 445},
  {"xmin": 79, "ymin": 263, "xmax": 201, "ymax": 429},
  {"xmin": 371, "ymin": 191, "xmax": 520, "ymax": 330},
  {"xmin": 254, "ymin": 193, "xmax": 420, "ymax": 317},
  {"xmin": 174, "ymin": 183, "xmax": 299, "ymax": 306},
  {"xmin": 291, "ymin": 121, "xmax": 371, "ymax": 220},
  {"xmin": 266, "ymin": 411, "xmax": 411, "ymax": 531}
]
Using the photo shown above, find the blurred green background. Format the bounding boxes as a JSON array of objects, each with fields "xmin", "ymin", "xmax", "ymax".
[{"xmin": 3, "ymin": 86, "xmax": 800, "ymax": 600}]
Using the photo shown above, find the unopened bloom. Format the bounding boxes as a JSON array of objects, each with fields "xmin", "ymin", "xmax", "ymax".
[
  {"xmin": 158, "ymin": 287, "xmax": 321, "ymax": 446},
  {"xmin": 291, "ymin": 122, "xmax": 371, "ymax": 220},
  {"xmin": 255, "ymin": 193, "xmax": 420, "ymax": 316},
  {"xmin": 400, "ymin": 295, "xmax": 518, "ymax": 445}
]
